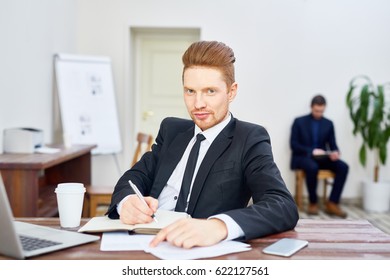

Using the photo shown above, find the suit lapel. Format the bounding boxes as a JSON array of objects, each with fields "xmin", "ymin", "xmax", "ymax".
[
  {"xmin": 318, "ymin": 118, "xmax": 325, "ymax": 144},
  {"xmin": 305, "ymin": 115, "xmax": 314, "ymax": 146},
  {"xmin": 150, "ymin": 128, "xmax": 193, "ymax": 197},
  {"xmin": 187, "ymin": 118, "xmax": 235, "ymax": 215}
]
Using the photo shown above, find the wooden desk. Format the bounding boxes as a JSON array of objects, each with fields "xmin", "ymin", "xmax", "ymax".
[
  {"xmin": 0, "ymin": 145, "xmax": 95, "ymax": 217},
  {"xmin": 2, "ymin": 218, "xmax": 390, "ymax": 260}
]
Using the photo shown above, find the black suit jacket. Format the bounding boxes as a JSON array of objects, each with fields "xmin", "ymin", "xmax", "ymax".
[
  {"xmin": 290, "ymin": 114, "xmax": 339, "ymax": 169},
  {"xmin": 107, "ymin": 117, "xmax": 298, "ymax": 240}
]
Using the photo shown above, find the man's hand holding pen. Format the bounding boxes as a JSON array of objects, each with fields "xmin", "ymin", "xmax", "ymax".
[{"xmin": 119, "ymin": 195, "xmax": 158, "ymax": 225}]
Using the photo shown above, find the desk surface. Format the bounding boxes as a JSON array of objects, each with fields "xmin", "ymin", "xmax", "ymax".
[
  {"xmin": 2, "ymin": 218, "xmax": 390, "ymax": 260},
  {"xmin": 0, "ymin": 144, "xmax": 96, "ymax": 169},
  {"xmin": 0, "ymin": 144, "xmax": 96, "ymax": 217}
]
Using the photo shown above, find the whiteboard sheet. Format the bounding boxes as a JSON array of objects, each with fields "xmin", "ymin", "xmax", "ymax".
[{"xmin": 55, "ymin": 53, "xmax": 122, "ymax": 154}]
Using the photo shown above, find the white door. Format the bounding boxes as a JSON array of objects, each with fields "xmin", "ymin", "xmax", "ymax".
[{"xmin": 133, "ymin": 28, "xmax": 200, "ymax": 138}]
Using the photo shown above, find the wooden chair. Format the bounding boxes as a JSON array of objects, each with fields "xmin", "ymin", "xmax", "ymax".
[
  {"xmin": 294, "ymin": 169, "xmax": 335, "ymax": 210},
  {"xmin": 84, "ymin": 186, "xmax": 114, "ymax": 217},
  {"xmin": 85, "ymin": 132, "xmax": 154, "ymax": 217},
  {"xmin": 131, "ymin": 132, "xmax": 154, "ymax": 167}
]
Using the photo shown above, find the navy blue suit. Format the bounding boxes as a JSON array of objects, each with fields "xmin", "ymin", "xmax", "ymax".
[
  {"xmin": 290, "ymin": 114, "xmax": 348, "ymax": 204},
  {"xmin": 107, "ymin": 117, "xmax": 298, "ymax": 241}
]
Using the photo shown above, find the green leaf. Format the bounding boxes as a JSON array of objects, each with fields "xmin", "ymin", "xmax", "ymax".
[
  {"xmin": 359, "ymin": 85, "xmax": 370, "ymax": 123},
  {"xmin": 359, "ymin": 144, "xmax": 367, "ymax": 166},
  {"xmin": 379, "ymin": 143, "xmax": 387, "ymax": 165},
  {"xmin": 346, "ymin": 85, "xmax": 355, "ymax": 108}
]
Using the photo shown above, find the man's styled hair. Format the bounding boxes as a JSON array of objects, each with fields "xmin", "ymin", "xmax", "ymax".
[
  {"xmin": 182, "ymin": 41, "xmax": 236, "ymax": 87},
  {"xmin": 311, "ymin": 94, "xmax": 327, "ymax": 107}
]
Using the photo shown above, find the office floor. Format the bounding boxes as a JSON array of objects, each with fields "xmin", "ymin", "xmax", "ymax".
[{"xmin": 299, "ymin": 201, "xmax": 390, "ymax": 234}]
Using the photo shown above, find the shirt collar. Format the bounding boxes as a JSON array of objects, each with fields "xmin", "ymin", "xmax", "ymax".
[{"xmin": 194, "ymin": 113, "xmax": 232, "ymax": 144}]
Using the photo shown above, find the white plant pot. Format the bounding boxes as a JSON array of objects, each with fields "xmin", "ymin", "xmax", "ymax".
[{"xmin": 362, "ymin": 181, "xmax": 390, "ymax": 213}]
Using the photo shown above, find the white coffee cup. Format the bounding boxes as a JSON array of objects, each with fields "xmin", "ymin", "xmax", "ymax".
[{"xmin": 55, "ymin": 183, "xmax": 86, "ymax": 228}]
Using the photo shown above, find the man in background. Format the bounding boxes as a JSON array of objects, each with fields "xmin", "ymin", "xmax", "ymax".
[
  {"xmin": 290, "ymin": 94, "xmax": 349, "ymax": 218},
  {"xmin": 107, "ymin": 41, "xmax": 298, "ymax": 248}
]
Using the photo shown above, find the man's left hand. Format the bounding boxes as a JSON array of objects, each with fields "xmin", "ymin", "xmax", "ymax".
[
  {"xmin": 149, "ymin": 218, "xmax": 228, "ymax": 249},
  {"xmin": 329, "ymin": 151, "xmax": 340, "ymax": 161}
]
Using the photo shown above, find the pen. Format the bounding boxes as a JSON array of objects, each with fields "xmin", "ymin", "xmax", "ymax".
[{"xmin": 128, "ymin": 180, "xmax": 158, "ymax": 223}]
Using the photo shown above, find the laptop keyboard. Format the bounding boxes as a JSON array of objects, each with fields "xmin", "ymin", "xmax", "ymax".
[{"xmin": 19, "ymin": 235, "xmax": 62, "ymax": 251}]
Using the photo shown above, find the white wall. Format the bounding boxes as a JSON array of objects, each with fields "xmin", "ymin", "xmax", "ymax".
[
  {"xmin": 0, "ymin": 0, "xmax": 77, "ymax": 149},
  {"xmin": 1, "ymin": 0, "xmax": 390, "ymax": 200}
]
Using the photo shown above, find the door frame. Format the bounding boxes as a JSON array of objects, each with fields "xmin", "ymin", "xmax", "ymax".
[{"xmin": 125, "ymin": 27, "xmax": 200, "ymax": 165}]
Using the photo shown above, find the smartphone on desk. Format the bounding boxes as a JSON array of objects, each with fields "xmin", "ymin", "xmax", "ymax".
[{"xmin": 262, "ymin": 238, "xmax": 308, "ymax": 257}]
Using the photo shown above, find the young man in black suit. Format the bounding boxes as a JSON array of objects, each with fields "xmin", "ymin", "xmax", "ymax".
[
  {"xmin": 107, "ymin": 41, "xmax": 298, "ymax": 248},
  {"xmin": 290, "ymin": 95, "xmax": 349, "ymax": 218}
]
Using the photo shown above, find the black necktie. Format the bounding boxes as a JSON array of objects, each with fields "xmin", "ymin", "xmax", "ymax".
[{"xmin": 175, "ymin": 133, "xmax": 206, "ymax": 212}]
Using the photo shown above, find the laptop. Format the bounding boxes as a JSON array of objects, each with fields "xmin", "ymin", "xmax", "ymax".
[{"xmin": 0, "ymin": 174, "xmax": 100, "ymax": 259}]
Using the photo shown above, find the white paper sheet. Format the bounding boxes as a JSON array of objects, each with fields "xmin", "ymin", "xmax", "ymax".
[
  {"xmin": 100, "ymin": 232, "xmax": 154, "ymax": 251},
  {"xmin": 145, "ymin": 240, "xmax": 251, "ymax": 260},
  {"xmin": 34, "ymin": 146, "xmax": 61, "ymax": 154},
  {"xmin": 100, "ymin": 232, "xmax": 251, "ymax": 259}
]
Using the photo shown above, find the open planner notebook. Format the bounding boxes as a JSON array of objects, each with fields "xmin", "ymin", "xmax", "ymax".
[{"xmin": 78, "ymin": 209, "xmax": 189, "ymax": 234}]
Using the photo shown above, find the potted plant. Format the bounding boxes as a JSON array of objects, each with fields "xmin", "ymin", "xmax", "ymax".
[{"xmin": 346, "ymin": 75, "xmax": 390, "ymax": 212}]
